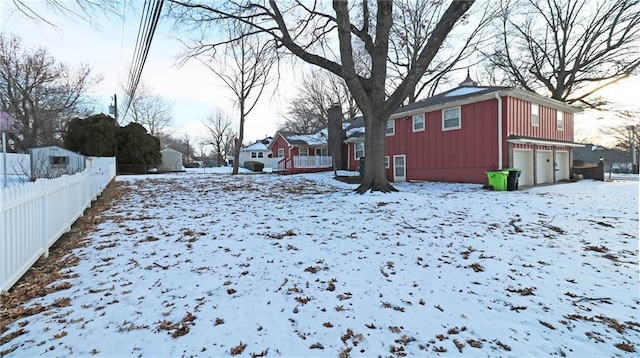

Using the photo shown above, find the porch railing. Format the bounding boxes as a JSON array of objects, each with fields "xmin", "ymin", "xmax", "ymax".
[{"xmin": 274, "ymin": 156, "xmax": 332, "ymax": 171}]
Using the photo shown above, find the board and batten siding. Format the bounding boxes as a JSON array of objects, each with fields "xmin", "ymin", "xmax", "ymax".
[
  {"xmin": 386, "ymin": 98, "xmax": 500, "ymax": 183},
  {"xmin": 270, "ymin": 135, "xmax": 290, "ymax": 159},
  {"xmin": 503, "ymin": 96, "xmax": 574, "ymax": 142}
]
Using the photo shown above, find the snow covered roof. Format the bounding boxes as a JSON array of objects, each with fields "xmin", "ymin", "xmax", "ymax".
[
  {"xmin": 287, "ymin": 128, "xmax": 328, "ymax": 146},
  {"xmin": 241, "ymin": 141, "xmax": 270, "ymax": 151}
]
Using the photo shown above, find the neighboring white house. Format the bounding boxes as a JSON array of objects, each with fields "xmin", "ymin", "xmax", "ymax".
[
  {"xmin": 29, "ymin": 146, "xmax": 85, "ymax": 179},
  {"xmin": 239, "ymin": 137, "xmax": 272, "ymax": 168},
  {"xmin": 159, "ymin": 148, "xmax": 184, "ymax": 172}
]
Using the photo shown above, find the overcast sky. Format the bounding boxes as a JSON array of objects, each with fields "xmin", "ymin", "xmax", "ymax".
[
  {"xmin": 1, "ymin": 1, "xmax": 293, "ymax": 145},
  {"xmin": 1, "ymin": 1, "xmax": 638, "ymax": 147}
]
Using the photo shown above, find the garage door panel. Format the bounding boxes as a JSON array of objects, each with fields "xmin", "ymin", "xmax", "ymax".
[
  {"xmin": 536, "ymin": 151, "xmax": 553, "ymax": 184},
  {"xmin": 555, "ymin": 151, "xmax": 569, "ymax": 181},
  {"xmin": 513, "ymin": 150, "xmax": 533, "ymax": 186}
]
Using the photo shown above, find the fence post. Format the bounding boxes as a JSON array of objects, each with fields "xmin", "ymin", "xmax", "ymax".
[{"xmin": 39, "ymin": 179, "xmax": 49, "ymax": 258}]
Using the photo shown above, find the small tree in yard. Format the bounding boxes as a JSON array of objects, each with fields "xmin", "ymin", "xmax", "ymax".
[
  {"xmin": 65, "ymin": 114, "xmax": 118, "ymax": 157},
  {"xmin": 167, "ymin": 0, "xmax": 478, "ymax": 193},
  {"xmin": 116, "ymin": 123, "xmax": 162, "ymax": 173},
  {"xmin": 203, "ymin": 111, "xmax": 236, "ymax": 167}
]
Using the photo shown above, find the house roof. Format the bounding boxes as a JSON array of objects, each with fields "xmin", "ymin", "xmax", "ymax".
[
  {"xmin": 390, "ymin": 85, "xmax": 581, "ymax": 119},
  {"xmin": 344, "ymin": 116, "xmax": 365, "ymax": 143},
  {"xmin": 160, "ymin": 148, "xmax": 182, "ymax": 154},
  {"xmin": 241, "ymin": 141, "xmax": 270, "ymax": 151}
]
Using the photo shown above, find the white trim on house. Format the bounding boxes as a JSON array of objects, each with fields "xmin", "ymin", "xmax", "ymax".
[
  {"xmin": 442, "ymin": 106, "xmax": 461, "ymax": 131},
  {"xmin": 355, "ymin": 142, "xmax": 365, "ymax": 159},
  {"xmin": 393, "ymin": 154, "xmax": 406, "ymax": 182},
  {"xmin": 390, "ymin": 88, "xmax": 581, "ymax": 120},
  {"xmin": 386, "ymin": 120, "xmax": 395, "ymax": 136},
  {"xmin": 507, "ymin": 137, "xmax": 584, "ymax": 148},
  {"xmin": 531, "ymin": 103, "xmax": 540, "ymax": 127},
  {"xmin": 412, "ymin": 114, "xmax": 425, "ymax": 132},
  {"xmin": 556, "ymin": 110, "xmax": 564, "ymax": 131}
]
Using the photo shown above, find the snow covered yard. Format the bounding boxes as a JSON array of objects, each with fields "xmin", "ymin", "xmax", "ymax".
[{"xmin": 1, "ymin": 172, "xmax": 638, "ymax": 357}]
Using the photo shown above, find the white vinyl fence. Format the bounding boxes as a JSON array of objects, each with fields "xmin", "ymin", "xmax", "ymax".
[{"xmin": 1, "ymin": 157, "xmax": 116, "ymax": 292}]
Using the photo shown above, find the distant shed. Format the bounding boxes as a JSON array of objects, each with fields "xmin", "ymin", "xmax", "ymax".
[
  {"xmin": 159, "ymin": 148, "xmax": 184, "ymax": 172},
  {"xmin": 29, "ymin": 146, "xmax": 86, "ymax": 179}
]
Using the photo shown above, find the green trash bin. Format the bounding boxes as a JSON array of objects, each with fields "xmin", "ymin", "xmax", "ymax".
[{"xmin": 486, "ymin": 170, "xmax": 509, "ymax": 191}]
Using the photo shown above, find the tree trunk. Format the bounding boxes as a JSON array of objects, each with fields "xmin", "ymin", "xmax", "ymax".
[
  {"xmin": 232, "ymin": 101, "xmax": 245, "ymax": 175},
  {"xmin": 355, "ymin": 112, "xmax": 398, "ymax": 194}
]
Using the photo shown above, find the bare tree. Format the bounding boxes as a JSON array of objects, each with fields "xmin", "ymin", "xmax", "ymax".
[
  {"xmin": 167, "ymin": 0, "xmax": 475, "ymax": 193},
  {"xmin": 600, "ymin": 111, "xmax": 640, "ymax": 153},
  {"xmin": 0, "ymin": 33, "xmax": 100, "ymax": 152},
  {"xmin": 202, "ymin": 111, "xmax": 236, "ymax": 167},
  {"xmin": 483, "ymin": 0, "xmax": 640, "ymax": 109},
  {"xmin": 6, "ymin": 0, "xmax": 121, "ymax": 26},
  {"xmin": 281, "ymin": 68, "xmax": 359, "ymax": 133},
  {"xmin": 388, "ymin": 0, "xmax": 493, "ymax": 103},
  {"xmin": 122, "ymin": 81, "xmax": 173, "ymax": 141},
  {"xmin": 181, "ymin": 19, "xmax": 275, "ymax": 175}
]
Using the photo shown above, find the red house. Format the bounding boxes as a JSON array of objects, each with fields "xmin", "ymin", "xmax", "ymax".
[
  {"xmin": 269, "ymin": 130, "xmax": 334, "ymax": 174},
  {"xmin": 345, "ymin": 76, "xmax": 583, "ymax": 187}
]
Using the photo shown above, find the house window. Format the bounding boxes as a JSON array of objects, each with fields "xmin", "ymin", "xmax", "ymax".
[
  {"xmin": 315, "ymin": 147, "xmax": 328, "ymax": 156},
  {"xmin": 556, "ymin": 111, "xmax": 564, "ymax": 131},
  {"xmin": 50, "ymin": 156, "xmax": 69, "ymax": 166},
  {"xmin": 386, "ymin": 120, "xmax": 395, "ymax": 136},
  {"xmin": 531, "ymin": 104, "xmax": 539, "ymax": 127},
  {"xmin": 413, "ymin": 114, "xmax": 425, "ymax": 132},
  {"xmin": 299, "ymin": 148, "xmax": 309, "ymax": 156},
  {"xmin": 277, "ymin": 148, "xmax": 284, "ymax": 157},
  {"xmin": 355, "ymin": 142, "xmax": 365, "ymax": 159},
  {"xmin": 442, "ymin": 107, "xmax": 461, "ymax": 130},
  {"xmin": 251, "ymin": 152, "xmax": 257, "ymax": 158},
  {"xmin": 258, "ymin": 152, "xmax": 264, "ymax": 158},
  {"xmin": 384, "ymin": 156, "xmax": 390, "ymax": 169}
]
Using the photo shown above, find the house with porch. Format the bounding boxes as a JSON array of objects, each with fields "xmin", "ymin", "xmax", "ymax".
[
  {"xmin": 269, "ymin": 130, "xmax": 333, "ymax": 174},
  {"xmin": 343, "ymin": 74, "xmax": 582, "ymax": 187}
]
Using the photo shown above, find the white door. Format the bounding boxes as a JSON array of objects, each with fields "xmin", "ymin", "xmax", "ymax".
[
  {"xmin": 513, "ymin": 149, "xmax": 534, "ymax": 186},
  {"xmin": 393, "ymin": 155, "xmax": 406, "ymax": 182},
  {"xmin": 555, "ymin": 151, "xmax": 569, "ymax": 181},
  {"xmin": 536, "ymin": 151, "xmax": 554, "ymax": 184}
]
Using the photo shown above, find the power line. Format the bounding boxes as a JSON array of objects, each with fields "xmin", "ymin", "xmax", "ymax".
[{"xmin": 122, "ymin": 0, "xmax": 164, "ymax": 122}]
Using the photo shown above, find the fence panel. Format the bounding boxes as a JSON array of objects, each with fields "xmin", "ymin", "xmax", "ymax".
[{"xmin": 1, "ymin": 157, "xmax": 115, "ymax": 292}]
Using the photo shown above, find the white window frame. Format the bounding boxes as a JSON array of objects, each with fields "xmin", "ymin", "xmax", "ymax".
[
  {"xmin": 355, "ymin": 142, "xmax": 365, "ymax": 159},
  {"xmin": 412, "ymin": 114, "xmax": 425, "ymax": 132},
  {"xmin": 556, "ymin": 110, "xmax": 564, "ymax": 131},
  {"xmin": 251, "ymin": 152, "xmax": 257, "ymax": 158},
  {"xmin": 299, "ymin": 147, "xmax": 309, "ymax": 156},
  {"xmin": 442, "ymin": 107, "xmax": 461, "ymax": 131},
  {"xmin": 277, "ymin": 148, "xmax": 284, "ymax": 157},
  {"xmin": 531, "ymin": 104, "xmax": 540, "ymax": 127},
  {"xmin": 384, "ymin": 156, "xmax": 390, "ymax": 169},
  {"xmin": 315, "ymin": 147, "xmax": 328, "ymax": 156},
  {"xmin": 386, "ymin": 120, "xmax": 395, "ymax": 136},
  {"xmin": 258, "ymin": 152, "xmax": 264, "ymax": 158}
]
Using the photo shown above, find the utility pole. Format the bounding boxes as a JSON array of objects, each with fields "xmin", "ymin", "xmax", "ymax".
[{"xmin": 109, "ymin": 94, "xmax": 119, "ymax": 125}]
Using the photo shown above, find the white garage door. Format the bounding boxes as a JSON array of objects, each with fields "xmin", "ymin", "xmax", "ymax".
[
  {"xmin": 555, "ymin": 151, "xmax": 569, "ymax": 181},
  {"xmin": 513, "ymin": 149, "xmax": 534, "ymax": 186},
  {"xmin": 536, "ymin": 151, "xmax": 554, "ymax": 184}
]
